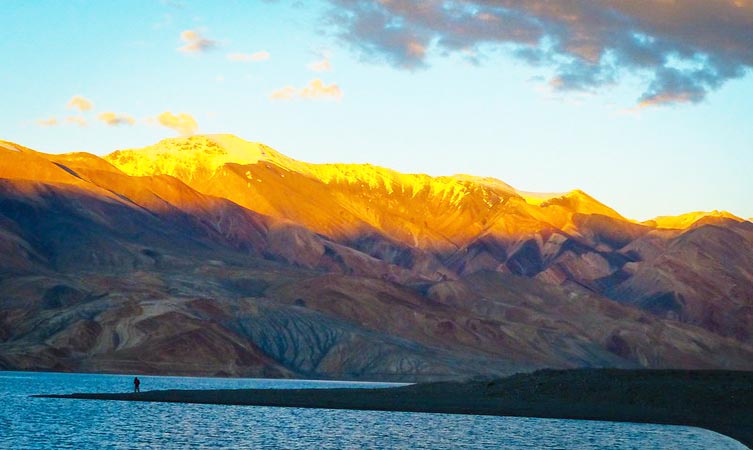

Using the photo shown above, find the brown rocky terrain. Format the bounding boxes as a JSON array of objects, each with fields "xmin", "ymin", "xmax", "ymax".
[{"xmin": 1, "ymin": 135, "xmax": 752, "ymax": 380}]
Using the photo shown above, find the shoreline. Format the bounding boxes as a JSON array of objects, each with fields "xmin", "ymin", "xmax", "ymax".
[{"xmin": 34, "ymin": 369, "xmax": 753, "ymax": 448}]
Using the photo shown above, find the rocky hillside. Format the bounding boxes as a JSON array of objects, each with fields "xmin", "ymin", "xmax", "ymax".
[{"xmin": 1, "ymin": 136, "xmax": 751, "ymax": 381}]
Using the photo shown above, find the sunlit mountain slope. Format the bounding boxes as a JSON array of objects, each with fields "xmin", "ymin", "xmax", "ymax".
[
  {"xmin": 645, "ymin": 210, "xmax": 744, "ymax": 229},
  {"xmin": 105, "ymin": 135, "xmax": 627, "ymax": 251}
]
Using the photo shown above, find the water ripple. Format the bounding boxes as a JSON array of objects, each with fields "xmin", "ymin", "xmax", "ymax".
[{"xmin": 0, "ymin": 371, "xmax": 745, "ymax": 449}]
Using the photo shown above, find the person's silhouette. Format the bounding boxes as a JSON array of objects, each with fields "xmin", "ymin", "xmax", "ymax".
[{"xmin": 134, "ymin": 377, "xmax": 141, "ymax": 393}]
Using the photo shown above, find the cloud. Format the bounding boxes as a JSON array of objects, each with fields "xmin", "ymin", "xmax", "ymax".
[
  {"xmin": 66, "ymin": 116, "xmax": 88, "ymax": 127},
  {"xmin": 178, "ymin": 30, "xmax": 217, "ymax": 53},
  {"xmin": 270, "ymin": 79, "xmax": 343, "ymax": 100},
  {"xmin": 98, "ymin": 112, "xmax": 136, "ymax": 126},
  {"xmin": 67, "ymin": 95, "xmax": 94, "ymax": 112},
  {"xmin": 37, "ymin": 117, "xmax": 58, "ymax": 127},
  {"xmin": 308, "ymin": 57, "xmax": 332, "ymax": 72},
  {"xmin": 37, "ymin": 116, "xmax": 88, "ymax": 127},
  {"xmin": 156, "ymin": 112, "xmax": 198, "ymax": 135},
  {"xmin": 270, "ymin": 86, "xmax": 298, "ymax": 100},
  {"xmin": 300, "ymin": 79, "xmax": 343, "ymax": 99},
  {"xmin": 324, "ymin": 0, "xmax": 753, "ymax": 107},
  {"xmin": 226, "ymin": 51, "xmax": 270, "ymax": 62}
]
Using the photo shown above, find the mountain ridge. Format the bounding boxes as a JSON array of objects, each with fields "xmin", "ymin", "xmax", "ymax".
[
  {"xmin": 5, "ymin": 135, "xmax": 743, "ymax": 230},
  {"xmin": 100, "ymin": 136, "xmax": 639, "ymax": 249},
  {"xmin": 102, "ymin": 135, "xmax": 745, "ymax": 231},
  {"xmin": 1, "ymin": 135, "xmax": 752, "ymax": 380}
]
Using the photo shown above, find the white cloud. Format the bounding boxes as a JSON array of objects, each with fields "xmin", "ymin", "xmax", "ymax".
[
  {"xmin": 156, "ymin": 111, "xmax": 198, "ymax": 136},
  {"xmin": 270, "ymin": 79, "xmax": 343, "ymax": 101},
  {"xmin": 66, "ymin": 116, "xmax": 88, "ymax": 127},
  {"xmin": 37, "ymin": 117, "xmax": 58, "ymax": 127},
  {"xmin": 308, "ymin": 58, "xmax": 332, "ymax": 72},
  {"xmin": 226, "ymin": 51, "xmax": 270, "ymax": 62},
  {"xmin": 270, "ymin": 86, "xmax": 298, "ymax": 100},
  {"xmin": 300, "ymin": 79, "xmax": 343, "ymax": 99},
  {"xmin": 67, "ymin": 95, "xmax": 94, "ymax": 112}
]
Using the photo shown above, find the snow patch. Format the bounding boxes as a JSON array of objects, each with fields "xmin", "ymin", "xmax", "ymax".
[{"xmin": 0, "ymin": 142, "xmax": 20, "ymax": 152}]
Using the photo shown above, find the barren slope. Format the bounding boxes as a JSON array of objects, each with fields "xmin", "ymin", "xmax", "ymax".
[{"xmin": 1, "ymin": 136, "xmax": 751, "ymax": 380}]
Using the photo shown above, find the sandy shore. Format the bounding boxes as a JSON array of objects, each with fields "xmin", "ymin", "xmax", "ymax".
[{"xmin": 35, "ymin": 369, "xmax": 753, "ymax": 448}]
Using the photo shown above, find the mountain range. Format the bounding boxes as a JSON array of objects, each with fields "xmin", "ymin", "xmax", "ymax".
[{"xmin": 1, "ymin": 135, "xmax": 752, "ymax": 381}]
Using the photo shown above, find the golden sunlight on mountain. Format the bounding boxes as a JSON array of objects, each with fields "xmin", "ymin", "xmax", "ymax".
[
  {"xmin": 515, "ymin": 190, "xmax": 566, "ymax": 206},
  {"xmin": 540, "ymin": 190, "xmax": 626, "ymax": 221},
  {"xmin": 0, "ymin": 141, "xmax": 22, "ymax": 153},
  {"xmin": 2, "ymin": 134, "xmax": 633, "ymax": 252},
  {"xmin": 108, "ymin": 135, "xmax": 511, "ymax": 208},
  {"xmin": 646, "ymin": 210, "xmax": 743, "ymax": 229},
  {"xmin": 106, "ymin": 134, "xmax": 307, "ymax": 182},
  {"xmin": 100, "ymin": 135, "xmax": 629, "ymax": 250},
  {"xmin": 0, "ymin": 140, "xmax": 97, "ymax": 187}
]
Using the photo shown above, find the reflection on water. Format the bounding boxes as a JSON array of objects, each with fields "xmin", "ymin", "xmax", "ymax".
[{"xmin": 0, "ymin": 371, "xmax": 746, "ymax": 449}]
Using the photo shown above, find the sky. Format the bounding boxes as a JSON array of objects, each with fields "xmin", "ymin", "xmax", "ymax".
[{"xmin": 1, "ymin": 0, "xmax": 752, "ymax": 221}]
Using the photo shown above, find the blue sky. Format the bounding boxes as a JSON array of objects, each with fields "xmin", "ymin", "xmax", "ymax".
[{"xmin": 2, "ymin": 0, "xmax": 752, "ymax": 220}]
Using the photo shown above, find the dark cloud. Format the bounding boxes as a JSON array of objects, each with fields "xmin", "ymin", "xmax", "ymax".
[{"xmin": 324, "ymin": 0, "xmax": 753, "ymax": 106}]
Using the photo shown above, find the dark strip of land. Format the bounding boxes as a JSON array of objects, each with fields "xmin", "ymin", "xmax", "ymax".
[{"xmin": 35, "ymin": 369, "xmax": 753, "ymax": 448}]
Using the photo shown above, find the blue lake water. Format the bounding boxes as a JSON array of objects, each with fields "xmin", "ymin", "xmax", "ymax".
[{"xmin": 0, "ymin": 371, "xmax": 746, "ymax": 449}]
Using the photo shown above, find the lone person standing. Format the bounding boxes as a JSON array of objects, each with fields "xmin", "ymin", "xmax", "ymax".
[{"xmin": 134, "ymin": 377, "xmax": 141, "ymax": 393}]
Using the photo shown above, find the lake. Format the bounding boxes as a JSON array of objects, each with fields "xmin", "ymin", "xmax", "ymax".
[{"xmin": 0, "ymin": 371, "xmax": 745, "ymax": 449}]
